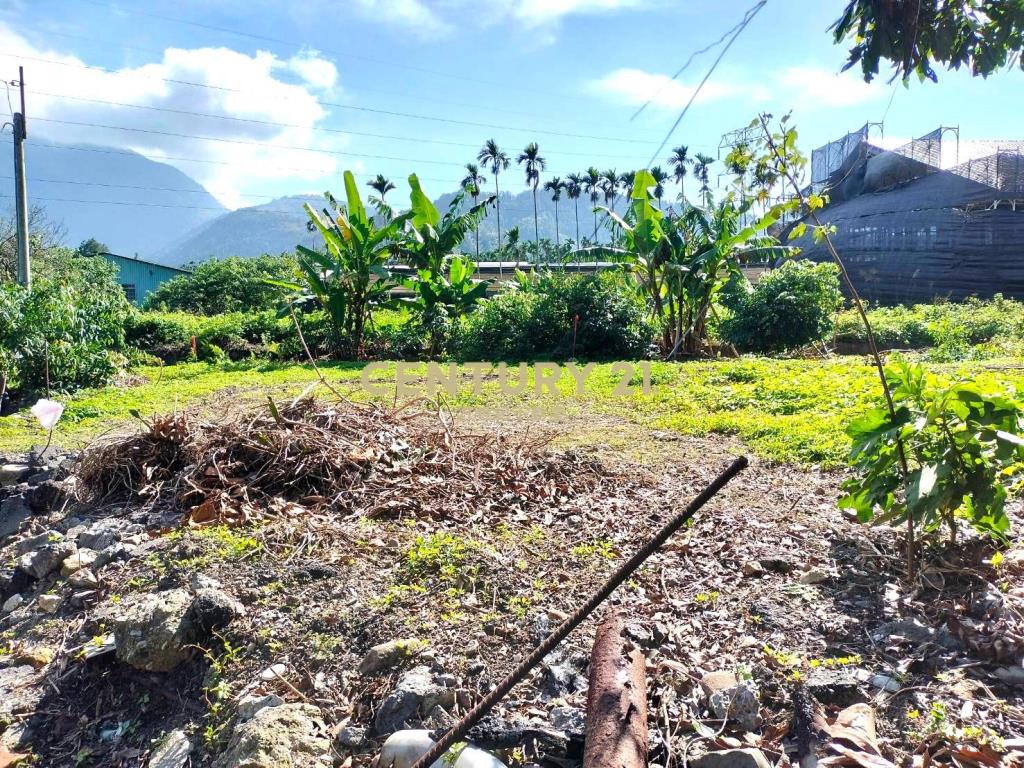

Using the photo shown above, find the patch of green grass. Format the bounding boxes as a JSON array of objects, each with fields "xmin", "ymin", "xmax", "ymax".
[{"xmin": 2, "ymin": 356, "xmax": 1021, "ymax": 471}]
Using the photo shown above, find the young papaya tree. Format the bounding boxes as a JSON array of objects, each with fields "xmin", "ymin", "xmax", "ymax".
[{"xmin": 277, "ymin": 170, "xmax": 411, "ymax": 357}]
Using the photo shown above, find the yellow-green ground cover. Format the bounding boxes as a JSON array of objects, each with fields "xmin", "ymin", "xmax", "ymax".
[{"xmin": 2, "ymin": 357, "xmax": 1022, "ymax": 468}]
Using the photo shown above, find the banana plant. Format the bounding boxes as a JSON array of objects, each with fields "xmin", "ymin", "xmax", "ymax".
[
  {"xmin": 401, "ymin": 174, "xmax": 493, "ymax": 277},
  {"xmin": 273, "ymin": 170, "xmax": 411, "ymax": 357},
  {"xmin": 403, "ymin": 256, "xmax": 491, "ymax": 355}
]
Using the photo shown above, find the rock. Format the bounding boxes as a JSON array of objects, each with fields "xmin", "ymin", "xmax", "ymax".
[
  {"xmin": 759, "ymin": 558, "xmax": 794, "ymax": 574},
  {"xmin": 798, "ymin": 567, "xmax": 829, "ymax": 585},
  {"xmin": 359, "ymin": 638, "xmax": 428, "ymax": 676},
  {"xmin": 78, "ymin": 518, "xmax": 136, "ymax": 551},
  {"xmin": 994, "ymin": 666, "xmax": 1024, "ymax": 686},
  {"xmin": 378, "ymin": 730, "xmax": 507, "ymax": 768},
  {"xmin": 18, "ymin": 540, "xmax": 77, "ymax": 579},
  {"xmin": 61, "ymin": 547, "xmax": 99, "ymax": 576},
  {"xmin": 0, "ymin": 665, "xmax": 44, "ymax": 718},
  {"xmin": 539, "ymin": 652, "xmax": 589, "ymax": 699},
  {"xmin": 2, "ymin": 593, "xmax": 23, "ymax": 614},
  {"xmin": 16, "ymin": 530, "xmax": 62, "ymax": 555},
  {"xmin": 804, "ymin": 668, "xmax": 863, "ymax": 706},
  {"xmin": 549, "ymin": 706, "xmax": 586, "ymax": 740},
  {"xmin": 870, "ymin": 618, "xmax": 960, "ymax": 651},
  {"xmin": 260, "ymin": 663, "xmax": 288, "ymax": 682},
  {"xmin": 26, "ymin": 479, "xmax": 66, "ymax": 513},
  {"xmin": 691, "ymin": 748, "xmax": 772, "ymax": 768},
  {"xmin": 969, "ymin": 585, "xmax": 1004, "ymax": 620},
  {"xmin": 190, "ymin": 572, "xmax": 223, "ymax": 591},
  {"xmin": 741, "ymin": 561, "xmax": 765, "ymax": 577},
  {"xmin": 212, "ymin": 703, "xmax": 330, "ymax": 768},
  {"xmin": 0, "ymin": 495, "xmax": 31, "ymax": 540},
  {"xmin": 237, "ymin": 694, "xmax": 285, "ymax": 722},
  {"xmin": 38, "ymin": 593, "xmax": 63, "ymax": 613},
  {"xmin": 94, "ymin": 542, "xmax": 143, "ymax": 569},
  {"xmin": 701, "ymin": 672, "xmax": 761, "ymax": 732},
  {"xmin": 0, "ymin": 567, "xmax": 33, "ymax": 603},
  {"xmin": 149, "ymin": 729, "xmax": 191, "ymax": 768},
  {"xmin": 862, "ymin": 671, "xmax": 901, "ymax": 693},
  {"xmin": 188, "ymin": 588, "xmax": 244, "ymax": 636},
  {"xmin": 114, "ymin": 589, "xmax": 194, "ymax": 672},
  {"xmin": 375, "ymin": 666, "xmax": 447, "ymax": 735},
  {"xmin": 0, "ymin": 464, "xmax": 30, "ymax": 486},
  {"xmin": 69, "ymin": 568, "xmax": 99, "ymax": 589},
  {"xmin": 334, "ymin": 725, "xmax": 370, "ymax": 753}
]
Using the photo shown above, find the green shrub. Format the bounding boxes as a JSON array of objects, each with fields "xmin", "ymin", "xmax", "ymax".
[
  {"xmin": 142, "ymin": 254, "xmax": 300, "ymax": 315},
  {"xmin": 0, "ymin": 253, "xmax": 132, "ymax": 395},
  {"xmin": 721, "ymin": 260, "xmax": 843, "ymax": 352},
  {"xmin": 456, "ymin": 271, "xmax": 653, "ymax": 361},
  {"xmin": 835, "ymin": 296, "xmax": 1024, "ymax": 355},
  {"xmin": 840, "ymin": 357, "xmax": 1024, "ymax": 541}
]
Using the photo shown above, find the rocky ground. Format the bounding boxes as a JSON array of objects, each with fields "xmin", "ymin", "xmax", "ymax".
[{"xmin": 1, "ymin": 398, "xmax": 1023, "ymax": 768}]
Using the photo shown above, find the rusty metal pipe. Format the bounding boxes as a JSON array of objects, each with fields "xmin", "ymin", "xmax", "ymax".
[
  {"xmin": 584, "ymin": 610, "xmax": 648, "ymax": 768},
  {"xmin": 408, "ymin": 456, "xmax": 749, "ymax": 768}
]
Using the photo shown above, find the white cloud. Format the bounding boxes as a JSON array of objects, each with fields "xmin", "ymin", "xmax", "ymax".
[
  {"xmin": 589, "ymin": 66, "xmax": 881, "ymax": 113},
  {"xmin": 0, "ymin": 23, "xmax": 346, "ymax": 209},
  {"xmin": 508, "ymin": 0, "xmax": 647, "ymax": 28},
  {"xmin": 775, "ymin": 66, "xmax": 881, "ymax": 107},
  {"xmin": 349, "ymin": 0, "xmax": 452, "ymax": 39}
]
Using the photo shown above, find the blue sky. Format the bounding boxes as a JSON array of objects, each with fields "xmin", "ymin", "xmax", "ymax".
[{"xmin": 3, "ymin": 0, "xmax": 1021, "ymax": 208}]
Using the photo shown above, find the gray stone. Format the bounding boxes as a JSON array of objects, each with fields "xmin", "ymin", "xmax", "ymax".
[
  {"xmin": 870, "ymin": 618, "xmax": 960, "ymax": 651},
  {"xmin": 187, "ymin": 588, "xmax": 244, "ymax": 637},
  {"xmin": 0, "ymin": 495, "xmax": 31, "ymax": 540},
  {"xmin": 17, "ymin": 530, "xmax": 62, "ymax": 555},
  {"xmin": 94, "ymin": 542, "xmax": 143, "ymax": 569},
  {"xmin": 79, "ymin": 519, "xmax": 126, "ymax": 551},
  {"xmin": 994, "ymin": 666, "xmax": 1024, "ymax": 686},
  {"xmin": 114, "ymin": 589, "xmax": 194, "ymax": 672},
  {"xmin": 69, "ymin": 568, "xmax": 100, "ymax": 589},
  {"xmin": 549, "ymin": 706, "xmax": 586, "ymax": 739},
  {"xmin": 18, "ymin": 540, "xmax": 77, "ymax": 579},
  {"xmin": 702, "ymin": 672, "xmax": 760, "ymax": 732},
  {"xmin": 334, "ymin": 725, "xmax": 370, "ymax": 753},
  {"xmin": 691, "ymin": 748, "xmax": 772, "ymax": 768},
  {"xmin": 38, "ymin": 593, "xmax": 63, "ymax": 613},
  {"xmin": 237, "ymin": 694, "xmax": 285, "ymax": 722},
  {"xmin": 190, "ymin": 572, "xmax": 223, "ymax": 591},
  {"xmin": 804, "ymin": 668, "xmax": 863, "ymax": 707},
  {"xmin": 0, "ymin": 665, "xmax": 44, "ymax": 717},
  {"xmin": 2, "ymin": 593, "xmax": 23, "ymax": 614},
  {"xmin": 0, "ymin": 464, "xmax": 30, "ymax": 486},
  {"xmin": 212, "ymin": 703, "xmax": 330, "ymax": 768},
  {"xmin": 27, "ymin": 479, "xmax": 67, "ymax": 513},
  {"xmin": 359, "ymin": 638, "xmax": 428, "ymax": 676},
  {"xmin": 374, "ymin": 666, "xmax": 446, "ymax": 735},
  {"xmin": 149, "ymin": 729, "xmax": 191, "ymax": 768}
]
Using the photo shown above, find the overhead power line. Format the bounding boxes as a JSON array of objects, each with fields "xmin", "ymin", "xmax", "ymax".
[
  {"xmin": 73, "ymin": 0, "xmax": 587, "ymax": 101},
  {"xmin": 26, "ymin": 89, "xmax": 655, "ymax": 161},
  {"xmin": 645, "ymin": 0, "xmax": 768, "ymax": 166},
  {"xmin": 22, "ymin": 26, "xmax": 581, "ymax": 125},
  {"xmin": 1, "ymin": 52, "xmax": 653, "ymax": 144}
]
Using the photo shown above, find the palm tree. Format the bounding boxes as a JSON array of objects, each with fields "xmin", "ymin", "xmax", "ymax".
[
  {"xmin": 693, "ymin": 152, "xmax": 716, "ymax": 206},
  {"xmin": 517, "ymin": 142, "xmax": 546, "ymax": 245},
  {"xmin": 601, "ymin": 168, "xmax": 619, "ymax": 215},
  {"xmin": 650, "ymin": 166, "xmax": 669, "ymax": 209},
  {"xmin": 565, "ymin": 173, "xmax": 584, "ymax": 245},
  {"xmin": 367, "ymin": 174, "xmax": 396, "ymax": 203},
  {"xmin": 543, "ymin": 176, "xmax": 564, "ymax": 251},
  {"xmin": 619, "ymin": 170, "xmax": 636, "ymax": 198},
  {"xmin": 584, "ymin": 167, "xmax": 602, "ymax": 243},
  {"xmin": 477, "ymin": 139, "xmax": 510, "ymax": 265},
  {"xmin": 669, "ymin": 145, "xmax": 690, "ymax": 207},
  {"xmin": 460, "ymin": 162, "xmax": 487, "ymax": 258}
]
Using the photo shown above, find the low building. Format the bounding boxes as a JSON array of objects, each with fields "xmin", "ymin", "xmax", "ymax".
[{"xmin": 99, "ymin": 252, "xmax": 190, "ymax": 306}]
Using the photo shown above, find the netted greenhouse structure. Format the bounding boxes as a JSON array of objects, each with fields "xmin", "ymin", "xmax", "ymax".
[{"xmin": 794, "ymin": 126, "xmax": 1024, "ymax": 304}]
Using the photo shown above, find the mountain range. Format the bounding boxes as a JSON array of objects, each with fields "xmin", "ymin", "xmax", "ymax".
[{"xmin": 3, "ymin": 142, "xmax": 618, "ymax": 266}]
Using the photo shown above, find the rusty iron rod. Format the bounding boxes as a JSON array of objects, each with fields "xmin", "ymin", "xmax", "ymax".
[
  {"xmin": 409, "ymin": 455, "xmax": 749, "ymax": 768},
  {"xmin": 583, "ymin": 610, "xmax": 648, "ymax": 768}
]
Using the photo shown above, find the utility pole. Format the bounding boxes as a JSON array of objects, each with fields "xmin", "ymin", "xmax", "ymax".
[{"xmin": 13, "ymin": 66, "xmax": 29, "ymax": 288}]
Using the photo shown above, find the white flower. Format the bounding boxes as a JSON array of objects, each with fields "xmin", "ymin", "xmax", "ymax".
[{"xmin": 31, "ymin": 399, "xmax": 64, "ymax": 431}]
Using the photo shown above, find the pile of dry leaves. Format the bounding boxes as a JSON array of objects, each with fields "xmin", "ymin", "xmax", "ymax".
[{"xmin": 77, "ymin": 397, "xmax": 613, "ymax": 526}]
